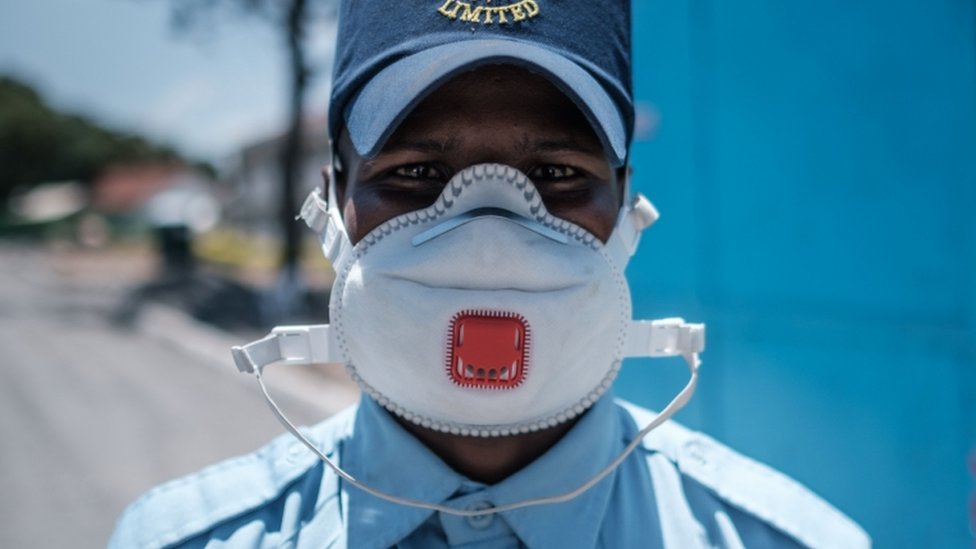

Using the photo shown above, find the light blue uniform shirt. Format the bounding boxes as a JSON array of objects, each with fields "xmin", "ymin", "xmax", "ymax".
[{"xmin": 111, "ymin": 395, "xmax": 869, "ymax": 548}]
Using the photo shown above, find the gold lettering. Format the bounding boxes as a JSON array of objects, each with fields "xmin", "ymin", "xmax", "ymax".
[
  {"xmin": 458, "ymin": 4, "xmax": 484, "ymax": 23},
  {"xmin": 437, "ymin": 0, "xmax": 462, "ymax": 19},
  {"xmin": 510, "ymin": 3, "xmax": 525, "ymax": 20},
  {"xmin": 436, "ymin": 0, "xmax": 539, "ymax": 24}
]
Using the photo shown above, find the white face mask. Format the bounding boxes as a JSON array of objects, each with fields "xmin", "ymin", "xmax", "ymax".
[
  {"xmin": 333, "ymin": 163, "xmax": 630, "ymax": 436},
  {"xmin": 233, "ymin": 163, "xmax": 705, "ymax": 515}
]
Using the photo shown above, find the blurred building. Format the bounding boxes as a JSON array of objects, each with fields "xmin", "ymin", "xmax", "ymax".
[
  {"xmin": 218, "ymin": 117, "xmax": 330, "ymax": 239},
  {"xmin": 92, "ymin": 163, "xmax": 215, "ymax": 223}
]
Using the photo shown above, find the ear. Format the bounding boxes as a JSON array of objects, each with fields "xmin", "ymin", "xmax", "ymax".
[
  {"xmin": 616, "ymin": 164, "xmax": 632, "ymax": 204},
  {"xmin": 320, "ymin": 163, "xmax": 331, "ymax": 194},
  {"xmin": 328, "ymin": 139, "xmax": 351, "ymax": 210}
]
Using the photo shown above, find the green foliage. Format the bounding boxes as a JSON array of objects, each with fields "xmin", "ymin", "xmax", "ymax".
[{"xmin": 0, "ymin": 76, "xmax": 192, "ymax": 205}]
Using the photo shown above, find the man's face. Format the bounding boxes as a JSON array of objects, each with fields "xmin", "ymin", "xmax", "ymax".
[{"xmin": 335, "ymin": 65, "xmax": 624, "ymax": 244}]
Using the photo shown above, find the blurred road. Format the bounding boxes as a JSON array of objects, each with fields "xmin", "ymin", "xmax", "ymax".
[{"xmin": 0, "ymin": 243, "xmax": 358, "ymax": 548}]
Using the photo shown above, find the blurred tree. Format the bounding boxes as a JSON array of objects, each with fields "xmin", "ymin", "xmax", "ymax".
[
  {"xmin": 161, "ymin": 0, "xmax": 336, "ymax": 276},
  {"xmin": 0, "ymin": 76, "xmax": 196, "ymax": 206}
]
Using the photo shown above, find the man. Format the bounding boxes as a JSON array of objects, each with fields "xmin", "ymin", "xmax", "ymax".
[{"xmin": 111, "ymin": 1, "xmax": 869, "ymax": 547}]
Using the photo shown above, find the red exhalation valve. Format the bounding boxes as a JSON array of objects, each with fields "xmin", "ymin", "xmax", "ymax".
[{"xmin": 447, "ymin": 310, "xmax": 530, "ymax": 389}]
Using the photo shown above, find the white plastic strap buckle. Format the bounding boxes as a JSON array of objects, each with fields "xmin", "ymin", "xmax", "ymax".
[
  {"xmin": 628, "ymin": 194, "xmax": 660, "ymax": 234},
  {"xmin": 299, "ymin": 189, "xmax": 348, "ymax": 265},
  {"xmin": 231, "ymin": 325, "xmax": 335, "ymax": 373},
  {"xmin": 621, "ymin": 194, "xmax": 659, "ymax": 253},
  {"xmin": 624, "ymin": 318, "xmax": 705, "ymax": 358},
  {"xmin": 299, "ymin": 189, "xmax": 329, "ymax": 233},
  {"xmin": 606, "ymin": 193, "xmax": 659, "ymax": 268}
]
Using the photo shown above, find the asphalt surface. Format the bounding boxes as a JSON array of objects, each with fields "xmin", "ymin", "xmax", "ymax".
[{"xmin": 0, "ymin": 243, "xmax": 358, "ymax": 548}]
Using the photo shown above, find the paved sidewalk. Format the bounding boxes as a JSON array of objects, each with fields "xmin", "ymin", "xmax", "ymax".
[{"xmin": 0, "ymin": 243, "xmax": 358, "ymax": 548}]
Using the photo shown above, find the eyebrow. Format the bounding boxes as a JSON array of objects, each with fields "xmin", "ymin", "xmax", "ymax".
[
  {"xmin": 381, "ymin": 137, "xmax": 462, "ymax": 154},
  {"xmin": 377, "ymin": 135, "xmax": 603, "ymax": 158},
  {"xmin": 512, "ymin": 136, "xmax": 602, "ymax": 155}
]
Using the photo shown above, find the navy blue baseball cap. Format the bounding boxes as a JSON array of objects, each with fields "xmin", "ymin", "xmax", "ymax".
[{"xmin": 329, "ymin": 0, "xmax": 633, "ymax": 167}]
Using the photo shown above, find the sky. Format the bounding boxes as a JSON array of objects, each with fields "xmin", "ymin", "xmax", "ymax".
[{"xmin": 0, "ymin": 0, "xmax": 337, "ymax": 163}]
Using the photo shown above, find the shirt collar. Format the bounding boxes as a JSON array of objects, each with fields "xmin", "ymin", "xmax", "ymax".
[
  {"xmin": 343, "ymin": 396, "xmax": 465, "ymax": 549},
  {"xmin": 483, "ymin": 394, "xmax": 622, "ymax": 549},
  {"xmin": 343, "ymin": 395, "xmax": 623, "ymax": 549}
]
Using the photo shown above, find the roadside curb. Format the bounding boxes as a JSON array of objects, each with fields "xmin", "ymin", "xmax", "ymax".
[{"xmin": 136, "ymin": 303, "xmax": 359, "ymax": 419}]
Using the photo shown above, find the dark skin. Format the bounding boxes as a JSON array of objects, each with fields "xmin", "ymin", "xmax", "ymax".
[{"xmin": 327, "ymin": 65, "xmax": 626, "ymax": 484}]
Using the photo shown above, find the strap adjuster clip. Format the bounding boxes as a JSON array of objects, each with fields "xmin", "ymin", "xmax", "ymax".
[
  {"xmin": 299, "ymin": 189, "xmax": 329, "ymax": 233},
  {"xmin": 271, "ymin": 326, "xmax": 316, "ymax": 363}
]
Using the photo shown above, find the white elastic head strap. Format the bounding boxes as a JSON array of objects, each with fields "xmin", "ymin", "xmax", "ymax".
[{"xmin": 233, "ymin": 332, "xmax": 701, "ymax": 518}]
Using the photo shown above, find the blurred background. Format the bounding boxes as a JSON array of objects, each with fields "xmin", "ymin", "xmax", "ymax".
[{"xmin": 0, "ymin": 0, "xmax": 972, "ymax": 547}]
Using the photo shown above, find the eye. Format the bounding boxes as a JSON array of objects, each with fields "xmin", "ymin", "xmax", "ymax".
[
  {"xmin": 394, "ymin": 163, "xmax": 444, "ymax": 180},
  {"xmin": 529, "ymin": 165, "xmax": 579, "ymax": 181}
]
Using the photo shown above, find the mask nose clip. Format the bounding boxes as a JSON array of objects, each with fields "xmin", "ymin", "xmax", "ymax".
[
  {"xmin": 411, "ymin": 207, "xmax": 568, "ymax": 246},
  {"xmin": 407, "ymin": 164, "xmax": 568, "ymax": 247}
]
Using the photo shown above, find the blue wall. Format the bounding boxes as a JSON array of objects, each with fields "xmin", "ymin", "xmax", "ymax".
[{"xmin": 617, "ymin": 2, "xmax": 976, "ymax": 547}]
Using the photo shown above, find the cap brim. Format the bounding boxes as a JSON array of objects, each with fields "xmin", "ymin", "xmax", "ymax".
[{"xmin": 343, "ymin": 39, "xmax": 628, "ymax": 167}]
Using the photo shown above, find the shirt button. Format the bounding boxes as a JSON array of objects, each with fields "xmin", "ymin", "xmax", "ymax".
[
  {"xmin": 285, "ymin": 443, "xmax": 306, "ymax": 464},
  {"xmin": 465, "ymin": 501, "xmax": 495, "ymax": 529}
]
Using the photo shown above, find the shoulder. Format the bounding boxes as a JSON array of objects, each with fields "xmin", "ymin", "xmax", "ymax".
[
  {"xmin": 614, "ymin": 399, "xmax": 870, "ymax": 549},
  {"xmin": 108, "ymin": 405, "xmax": 357, "ymax": 549}
]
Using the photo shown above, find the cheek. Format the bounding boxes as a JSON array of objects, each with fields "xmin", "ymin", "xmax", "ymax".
[
  {"xmin": 343, "ymin": 193, "xmax": 414, "ymax": 245},
  {"xmin": 342, "ymin": 200, "xmax": 364, "ymax": 245},
  {"xmin": 569, "ymin": 205, "xmax": 617, "ymax": 242},
  {"xmin": 555, "ymin": 190, "xmax": 621, "ymax": 243}
]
